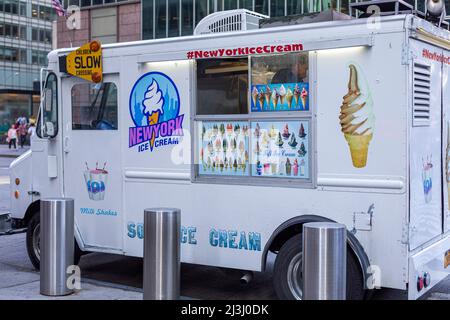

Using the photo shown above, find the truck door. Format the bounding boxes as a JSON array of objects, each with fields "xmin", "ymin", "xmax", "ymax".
[
  {"xmin": 409, "ymin": 41, "xmax": 443, "ymax": 250},
  {"xmin": 62, "ymin": 74, "xmax": 123, "ymax": 252},
  {"xmin": 442, "ymin": 49, "xmax": 450, "ymax": 234}
]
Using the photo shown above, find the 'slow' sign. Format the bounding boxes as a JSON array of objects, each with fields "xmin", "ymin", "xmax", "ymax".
[{"xmin": 66, "ymin": 41, "xmax": 102, "ymax": 83}]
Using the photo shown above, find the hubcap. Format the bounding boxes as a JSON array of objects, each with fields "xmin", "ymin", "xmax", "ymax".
[
  {"xmin": 32, "ymin": 223, "xmax": 40, "ymax": 261},
  {"xmin": 287, "ymin": 252, "xmax": 303, "ymax": 300}
]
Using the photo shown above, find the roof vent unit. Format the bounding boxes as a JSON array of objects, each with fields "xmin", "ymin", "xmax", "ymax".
[{"xmin": 194, "ymin": 9, "xmax": 269, "ymax": 35}]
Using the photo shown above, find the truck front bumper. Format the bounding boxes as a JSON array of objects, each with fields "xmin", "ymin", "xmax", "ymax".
[{"xmin": 0, "ymin": 213, "xmax": 26, "ymax": 236}]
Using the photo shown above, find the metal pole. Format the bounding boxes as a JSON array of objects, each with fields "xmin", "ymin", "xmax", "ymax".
[
  {"xmin": 143, "ymin": 207, "xmax": 181, "ymax": 300},
  {"xmin": 40, "ymin": 198, "xmax": 75, "ymax": 296},
  {"xmin": 302, "ymin": 222, "xmax": 347, "ymax": 300}
]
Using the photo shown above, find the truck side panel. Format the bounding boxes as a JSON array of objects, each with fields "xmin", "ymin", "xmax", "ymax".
[
  {"xmin": 119, "ymin": 31, "xmax": 408, "ymax": 290},
  {"xmin": 409, "ymin": 39, "xmax": 443, "ymax": 250}
]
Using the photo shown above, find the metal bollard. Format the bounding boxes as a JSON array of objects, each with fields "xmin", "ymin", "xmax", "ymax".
[
  {"xmin": 143, "ymin": 208, "xmax": 181, "ymax": 300},
  {"xmin": 40, "ymin": 198, "xmax": 75, "ymax": 296},
  {"xmin": 302, "ymin": 222, "xmax": 347, "ymax": 300}
]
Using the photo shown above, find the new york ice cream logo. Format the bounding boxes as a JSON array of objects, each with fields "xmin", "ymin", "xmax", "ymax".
[{"xmin": 129, "ymin": 72, "xmax": 184, "ymax": 153}]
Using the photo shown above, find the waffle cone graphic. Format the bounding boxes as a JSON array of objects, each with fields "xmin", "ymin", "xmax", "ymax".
[
  {"xmin": 293, "ymin": 94, "xmax": 299, "ymax": 107},
  {"xmin": 339, "ymin": 64, "xmax": 374, "ymax": 168},
  {"xmin": 301, "ymin": 96, "xmax": 307, "ymax": 109},
  {"xmin": 344, "ymin": 133, "xmax": 373, "ymax": 168},
  {"xmin": 264, "ymin": 92, "xmax": 271, "ymax": 106}
]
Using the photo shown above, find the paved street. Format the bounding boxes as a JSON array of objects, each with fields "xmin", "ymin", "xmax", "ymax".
[{"xmin": 0, "ymin": 153, "xmax": 448, "ymax": 300}]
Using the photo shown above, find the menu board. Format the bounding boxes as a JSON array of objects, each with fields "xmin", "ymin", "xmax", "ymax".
[
  {"xmin": 250, "ymin": 83, "xmax": 309, "ymax": 112},
  {"xmin": 198, "ymin": 121, "xmax": 250, "ymax": 176},
  {"xmin": 251, "ymin": 120, "xmax": 310, "ymax": 179}
]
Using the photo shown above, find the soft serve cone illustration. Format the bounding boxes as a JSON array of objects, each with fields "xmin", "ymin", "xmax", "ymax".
[
  {"xmin": 142, "ymin": 80, "xmax": 164, "ymax": 126},
  {"xmin": 339, "ymin": 64, "xmax": 374, "ymax": 168}
]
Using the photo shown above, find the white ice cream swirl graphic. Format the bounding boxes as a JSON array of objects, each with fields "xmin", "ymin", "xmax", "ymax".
[
  {"xmin": 142, "ymin": 80, "xmax": 164, "ymax": 118},
  {"xmin": 340, "ymin": 64, "xmax": 374, "ymax": 136}
]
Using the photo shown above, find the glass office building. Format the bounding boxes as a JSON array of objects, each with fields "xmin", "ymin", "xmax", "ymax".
[
  {"xmin": 142, "ymin": 0, "xmax": 450, "ymax": 40},
  {"xmin": 0, "ymin": 0, "xmax": 55, "ymax": 138}
]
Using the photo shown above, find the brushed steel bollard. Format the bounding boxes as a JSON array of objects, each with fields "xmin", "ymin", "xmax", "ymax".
[
  {"xmin": 40, "ymin": 198, "xmax": 75, "ymax": 296},
  {"xmin": 302, "ymin": 222, "xmax": 347, "ymax": 300},
  {"xmin": 143, "ymin": 208, "xmax": 181, "ymax": 300}
]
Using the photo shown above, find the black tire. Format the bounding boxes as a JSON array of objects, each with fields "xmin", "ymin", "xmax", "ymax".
[
  {"xmin": 26, "ymin": 213, "xmax": 41, "ymax": 270},
  {"xmin": 273, "ymin": 233, "xmax": 365, "ymax": 300},
  {"xmin": 25, "ymin": 211, "xmax": 82, "ymax": 271}
]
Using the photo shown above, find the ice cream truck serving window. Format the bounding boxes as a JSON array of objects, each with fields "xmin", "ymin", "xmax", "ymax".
[{"xmin": 194, "ymin": 52, "xmax": 313, "ymax": 187}]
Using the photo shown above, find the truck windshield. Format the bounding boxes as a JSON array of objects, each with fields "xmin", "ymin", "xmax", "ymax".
[{"xmin": 71, "ymin": 82, "xmax": 118, "ymax": 130}]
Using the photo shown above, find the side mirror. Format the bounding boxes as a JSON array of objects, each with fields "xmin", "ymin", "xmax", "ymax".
[{"xmin": 37, "ymin": 73, "xmax": 58, "ymax": 139}]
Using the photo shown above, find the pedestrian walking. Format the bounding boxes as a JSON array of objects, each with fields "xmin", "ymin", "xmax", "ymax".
[
  {"xmin": 18, "ymin": 122, "xmax": 27, "ymax": 148},
  {"xmin": 28, "ymin": 122, "xmax": 36, "ymax": 139},
  {"xmin": 7, "ymin": 124, "xmax": 17, "ymax": 150}
]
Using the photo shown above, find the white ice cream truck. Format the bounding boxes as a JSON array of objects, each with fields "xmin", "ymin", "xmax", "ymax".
[{"xmin": 4, "ymin": 1, "xmax": 450, "ymax": 300}]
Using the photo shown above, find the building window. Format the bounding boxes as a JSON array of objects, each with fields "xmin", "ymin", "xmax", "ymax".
[
  {"xmin": 181, "ymin": 0, "xmax": 193, "ymax": 36},
  {"xmin": 254, "ymin": 0, "xmax": 269, "ymax": 15},
  {"xmin": 0, "ymin": 47, "xmax": 25, "ymax": 62},
  {"xmin": 31, "ymin": 50, "xmax": 39, "ymax": 64},
  {"xmin": 155, "ymin": 0, "xmax": 167, "ymax": 38},
  {"xmin": 19, "ymin": 26, "xmax": 27, "ymax": 40},
  {"xmin": 270, "ymin": 0, "xmax": 285, "ymax": 16},
  {"xmin": 91, "ymin": 7, "xmax": 118, "ymax": 44},
  {"xmin": 287, "ymin": 1, "xmax": 302, "ymax": 15},
  {"xmin": 19, "ymin": 49, "xmax": 27, "ymax": 63},
  {"xmin": 168, "ymin": 0, "xmax": 179, "ymax": 37},
  {"xmin": 142, "ymin": 0, "xmax": 154, "ymax": 39},
  {"xmin": 19, "ymin": 2, "xmax": 27, "ymax": 16},
  {"xmin": 195, "ymin": 0, "xmax": 208, "ymax": 26},
  {"xmin": 32, "ymin": 4, "xmax": 38, "ymax": 17},
  {"xmin": 32, "ymin": 28, "xmax": 38, "ymax": 41},
  {"xmin": 1, "ymin": 23, "xmax": 25, "ymax": 39},
  {"xmin": 241, "ymin": 0, "xmax": 253, "ymax": 10}
]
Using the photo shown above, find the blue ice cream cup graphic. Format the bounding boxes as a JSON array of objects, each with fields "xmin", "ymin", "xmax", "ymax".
[
  {"xmin": 84, "ymin": 169, "xmax": 108, "ymax": 201},
  {"xmin": 422, "ymin": 160, "xmax": 432, "ymax": 204}
]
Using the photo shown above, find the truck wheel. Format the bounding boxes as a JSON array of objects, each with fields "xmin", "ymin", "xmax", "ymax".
[
  {"xmin": 273, "ymin": 234, "xmax": 365, "ymax": 300},
  {"xmin": 26, "ymin": 211, "xmax": 82, "ymax": 270}
]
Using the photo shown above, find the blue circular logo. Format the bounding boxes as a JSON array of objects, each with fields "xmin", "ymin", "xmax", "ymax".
[{"xmin": 129, "ymin": 72, "xmax": 180, "ymax": 127}]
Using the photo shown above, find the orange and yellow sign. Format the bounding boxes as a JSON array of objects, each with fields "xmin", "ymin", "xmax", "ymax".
[{"xmin": 66, "ymin": 41, "xmax": 102, "ymax": 83}]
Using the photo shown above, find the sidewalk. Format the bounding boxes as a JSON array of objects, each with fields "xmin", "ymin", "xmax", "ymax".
[
  {"xmin": 0, "ymin": 265, "xmax": 142, "ymax": 300},
  {"xmin": 0, "ymin": 233, "xmax": 141, "ymax": 300},
  {"xmin": 0, "ymin": 144, "xmax": 30, "ymax": 158}
]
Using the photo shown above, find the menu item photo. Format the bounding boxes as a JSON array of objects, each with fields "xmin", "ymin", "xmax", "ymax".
[
  {"xmin": 250, "ymin": 120, "xmax": 310, "ymax": 179},
  {"xmin": 251, "ymin": 83, "xmax": 309, "ymax": 112},
  {"xmin": 198, "ymin": 121, "xmax": 250, "ymax": 177}
]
